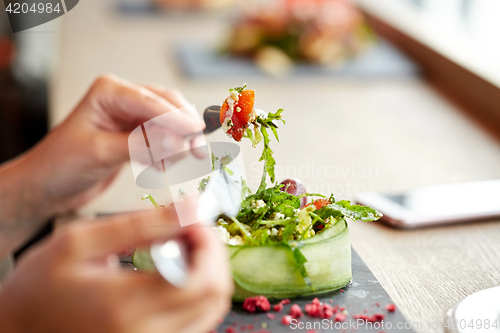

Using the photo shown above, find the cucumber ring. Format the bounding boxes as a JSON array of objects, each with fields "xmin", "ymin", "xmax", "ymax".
[
  {"xmin": 132, "ymin": 219, "xmax": 352, "ymax": 301},
  {"xmin": 229, "ymin": 219, "xmax": 351, "ymax": 301}
]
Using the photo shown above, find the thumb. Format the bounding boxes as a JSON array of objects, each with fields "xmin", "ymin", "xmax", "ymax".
[{"xmin": 55, "ymin": 200, "xmax": 199, "ymax": 261}]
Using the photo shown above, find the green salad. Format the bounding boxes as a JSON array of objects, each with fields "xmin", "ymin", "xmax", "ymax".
[{"xmin": 135, "ymin": 85, "xmax": 382, "ymax": 300}]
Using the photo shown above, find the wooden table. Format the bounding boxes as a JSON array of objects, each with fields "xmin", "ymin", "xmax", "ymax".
[{"xmin": 49, "ymin": 1, "xmax": 500, "ymax": 332}]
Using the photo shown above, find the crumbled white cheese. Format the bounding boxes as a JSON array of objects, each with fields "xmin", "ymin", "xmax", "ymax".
[
  {"xmin": 222, "ymin": 93, "xmax": 237, "ymax": 134},
  {"xmin": 251, "ymin": 199, "xmax": 266, "ymax": 209},
  {"xmin": 270, "ymin": 228, "xmax": 278, "ymax": 236},
  {"xmin": 213, "ymin": 225, "xmax": 230, "ymax": 244},
  {"xmin": 270, "ymin": 212, "xmax": 285, "ymax": 220},
  {"xmin": 228, "ymin": 235, "xmax": 244, "ymax": 246},
  {"xmin": 230, "ymin": 91, "xmax": 240, "ymax": 102},
  {"xmin": 254, "ymin": 108, "xmax": 268, "ymax": 118},
  {"xmin": 222, "ymin": 118, "xmax": 233, "ymax": 133}
]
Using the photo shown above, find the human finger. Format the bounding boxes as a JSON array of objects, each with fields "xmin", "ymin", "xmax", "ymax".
[{"xmin": 86, "ymin": 75, "xmax": 201, "ymax": 136}]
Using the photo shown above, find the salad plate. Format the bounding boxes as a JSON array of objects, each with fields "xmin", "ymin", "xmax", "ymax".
[{"xmin": 134, "ymin": 84, "xmax": 383, "ymax": 301}]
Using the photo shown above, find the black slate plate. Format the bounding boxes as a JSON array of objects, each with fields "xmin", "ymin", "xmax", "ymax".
[
  {"xmin": 122, "ymin": 249, "xmax": 414, "ymax": 333},
  {"xmin": 218, "ymin": 249, "xmax": 414, "ymax": 333}
]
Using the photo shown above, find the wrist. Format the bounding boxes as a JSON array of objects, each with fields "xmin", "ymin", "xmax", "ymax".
[{"xmin": 0, "ymin": 153, "xmax": 58, "ymax": 256}]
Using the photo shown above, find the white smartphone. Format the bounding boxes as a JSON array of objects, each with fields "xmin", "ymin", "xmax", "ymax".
[{"xmin": 355, "ymin": 179, "xmax": 500, "ymax": 229}]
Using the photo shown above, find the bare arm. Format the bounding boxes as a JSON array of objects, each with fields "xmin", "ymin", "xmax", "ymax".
[
  {"xmin": 0, "ymin": 75, "xmax": 205, "ymax": 257},
  {"xmin": 0, "ymin": 155, "xmax": 54, "ymax": 256}
]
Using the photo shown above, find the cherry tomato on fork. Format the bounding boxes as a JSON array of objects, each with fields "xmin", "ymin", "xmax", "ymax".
[{"xmin": 220, "ymin": 89, "xmax": 255, "ymax": 141}]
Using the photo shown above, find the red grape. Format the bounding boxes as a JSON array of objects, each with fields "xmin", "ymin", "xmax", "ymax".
[{"xmin": 280, "ymin": 179, "xmax": 307, "ymax": 208}]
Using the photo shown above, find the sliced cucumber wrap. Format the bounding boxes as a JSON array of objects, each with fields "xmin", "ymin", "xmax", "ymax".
[
  {"xmin": 230, "ymin": 219, "xmax": 351, "ymax": 301},
  {"xmin": 132, "ymin": 219, "xmax": 351, "ymax": 301}
]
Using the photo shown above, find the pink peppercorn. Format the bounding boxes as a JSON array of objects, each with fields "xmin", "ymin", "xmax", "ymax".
[
  {"xmin": 282, "ymin": 315, "xmax": 292, "ymax": 325},
  {"xmin": 335, "ymin": 313, "xmax": 347, "ymax": 322},
  {"xmin": 386, "ymin": 303, "xmax": 396, "ymax": 312},
  {"xmin": 242, "ymin": 296, "xmax": 271, "ymax": 313},
  {"xmin": 289, "ymin": 304, "xmax": 303, "ymax": 319}
]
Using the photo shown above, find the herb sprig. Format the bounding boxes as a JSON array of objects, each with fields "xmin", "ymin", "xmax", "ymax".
[
  {"xmin": 241, "ymin": 108, "xmax": 285, "ymax": 193},
  {"xmin": 229, "ymin": 84, "xmax": 247, "ymax": 94}
]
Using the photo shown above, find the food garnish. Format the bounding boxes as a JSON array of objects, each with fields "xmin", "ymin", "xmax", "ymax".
[
  {"xmin": 242, "ymin": 295, "xmax": 271, "ymax": 313},
  {"xmin": 289, "ymin": 304, "xmax": 303, "ymax": 319},
  {"xmin": 386, "ymin": 303, "xmax": 396, "ymax": 312}
]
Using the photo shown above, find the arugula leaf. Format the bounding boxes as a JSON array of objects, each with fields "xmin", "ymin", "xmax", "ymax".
[
  {"xmin": 297, "ymin": 193, "xmax": 327, "ymax": 198},
  {"xmin": 315, "ymin": 205, "xmax": 344, "ymax": 221},
  {"xmin": 244, "ymin": 127, "xmax": 256, "ymax": 146},
  {"xmin": 257, "ymin": 161, "xmax": 268, "ymax": 194},
  {"xmin": 316, "ymin": 200, "xmax": 382, "ymax": 222},
  {"xmin": 282, "ymin": 221, "xmax": 297, "ymax": 241},
  {"xmin": 288, "ymin": 242, "xmax": 313, "ymax": 289},
  {"xmin": 333, "ymin": 200, "xmax": 383, "ymax": 221},
  {"xmin": 293, "ymin": 248, "xmax": 312, "ymax": 288},
  {"xmin": 259, "ymin": 126, "xmax": 276, "ymax": 184},
  {"xmin": 260, "ymin": 185, "xmax": 300, "ymax": 209},
  {"xmin": 256, "ymin": 109, "xmax": 285, "ymax": 129},
  {"xmin": 271, "ymin": 126, "xmax": 279, "ymax": 142},
  {"xmin": 254, "ymin": 126, "xmax": 263, "ymax": 145},
  {"xmin": 268, "ymin": 108, "xmax": 285, "ymax": 124},
  {"xmin": 229, "ymin": 216, "xmax": 255, "ymax": 244},
  {"xmin": 238, "ymin": 185, "xmax": 300, "ymax": 226},
  {"xmin": 253, "ymin": 229, "xmax": 272, "ymax": 245},
  {"xmin": 241, "ymin": 179, "xmax": 251, "ymax": 199}
]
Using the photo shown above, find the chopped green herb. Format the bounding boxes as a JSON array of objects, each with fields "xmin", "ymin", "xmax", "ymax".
[{"xmin": 229, "ymin": 83, "xmax": 247, "ymax": 94}]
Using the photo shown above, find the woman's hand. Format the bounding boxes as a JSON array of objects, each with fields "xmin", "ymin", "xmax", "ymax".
[
  {"xmin": 32, "ymin": 74, "xmax": 205, "ymax": 211},
  {"xmin": 0, "ymin": 202, "xmax": 233, "ymax": 333},
  {"xmin": 0, "ymin": 75, "xmax": 205, "ymax": 255}
]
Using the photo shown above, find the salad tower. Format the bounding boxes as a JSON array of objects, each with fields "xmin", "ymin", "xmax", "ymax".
[{"xmin": 135, "ymin": 85, "xmax": 381, "ymax": 300}]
